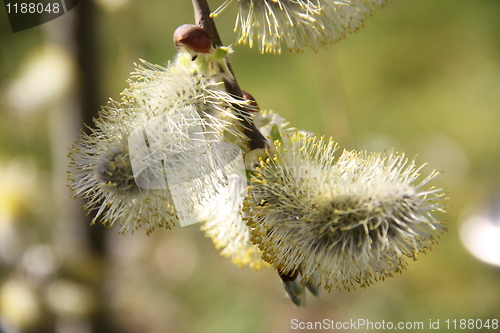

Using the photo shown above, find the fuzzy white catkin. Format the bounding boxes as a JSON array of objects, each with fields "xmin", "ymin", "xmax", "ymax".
[
  {"xmin": 245, "ymin": 133, "xmax": 446, "ymax": 291},
  {"xmin": 68, "ymin": 60, "xmax": 250, "ymax": 234},
  {"xmin": 225, "ymin": 0, "xmax": 387, "ymax": 54}
]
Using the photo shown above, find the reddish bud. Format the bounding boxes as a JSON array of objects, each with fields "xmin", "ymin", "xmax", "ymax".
[
  {"xmin": 278, "ymin": 268, "xmax": 299, "ymax": 282},
  {"xmin": 173, "ymin": 24, "xmax": 211, "ymax": 54},
  {"xmin": 241, "ymin": 90, "xmax": 259, "ymax": 112}
]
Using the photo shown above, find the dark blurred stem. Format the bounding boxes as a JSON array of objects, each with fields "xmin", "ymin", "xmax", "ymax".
[
  {"xmin": 75, "ymin": 0, "xmax": 106, "ymax": 265},
  {"xmin": 191, "ymin": 0, "xmax": 267, "ymax": 149},
  {"xmin": 74, "ymin": 1, "xmax": 114, "ymax": 332}
]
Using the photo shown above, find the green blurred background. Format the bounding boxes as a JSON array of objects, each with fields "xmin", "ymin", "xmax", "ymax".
[{"xmin": 1, "ymin": 0, "xmax": 500, "ymax": 332}]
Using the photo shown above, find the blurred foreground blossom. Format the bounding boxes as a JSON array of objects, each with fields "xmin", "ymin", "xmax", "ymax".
[
  {"xmin": 461, "ymin": 214, "xmax": 500, "ymax": 267},
  {"xmin": 0, "ymin": 278, "xmax": 41, "ymax": 330},
  {"xmin": 3, "ymin": 45, "xmax": 74, "ymax": 118}
]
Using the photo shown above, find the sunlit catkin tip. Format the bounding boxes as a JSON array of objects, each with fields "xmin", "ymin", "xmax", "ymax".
[
  {"xmin": 245, "ymin": 132, "xmax": 447, "ymax": 291},
  {"xmin": 198, "ymin": 163, "xmax": 269, "ymax": 271},
  {"xmin": 174, "ymin": 24, "xmax": 212, "ymax": 53}
]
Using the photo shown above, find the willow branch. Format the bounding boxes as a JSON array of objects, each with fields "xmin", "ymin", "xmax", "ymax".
[
  {"xmin": 191, "ymin": 0, "xmax": 222, "ymax": 47},
  {"xmin": 191, "ymin": 0, "xmax": 267, "ymax": 149}
]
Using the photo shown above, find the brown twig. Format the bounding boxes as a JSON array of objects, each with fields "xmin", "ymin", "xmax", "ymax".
[
  {"xmin": 191, "ymin": 0, "xmax": 222, "ymax": 47},
  {"xmin": 191, "ymin": 0, "xmax": 267, "ymax": 150}
]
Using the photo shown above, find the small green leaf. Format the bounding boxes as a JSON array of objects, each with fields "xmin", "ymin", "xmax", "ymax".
[
  {"xmin": 270, "ymin": 124, "xmax": 283, "ymax": 145},
  {"xmin": 305, "ymin": 281, "xmax": 321, "ymax": 298},
  {"xmin": 212, "ymin": 46, "xmax": 230, "ymax": 60}
]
